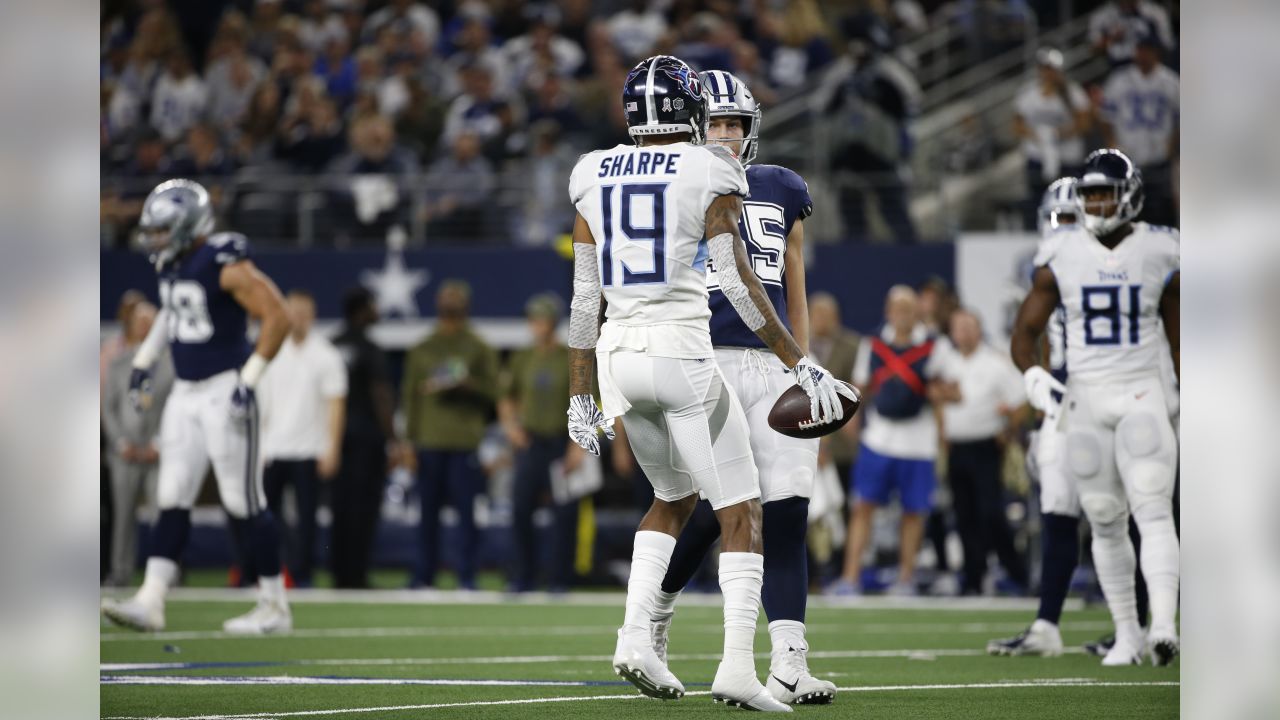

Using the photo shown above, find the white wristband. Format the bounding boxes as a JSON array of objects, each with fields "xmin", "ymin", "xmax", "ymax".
[{"xmin": 239, "ymin": 353, "xmax": 269, "ymax": 389}]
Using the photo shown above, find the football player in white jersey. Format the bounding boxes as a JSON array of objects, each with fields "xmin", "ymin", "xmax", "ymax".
[
  {"xmin": 1009, "ymin": 149, "xmax": 1179, "ymax": 666},
  {"xmin": 565, "ymin": 55, "xmax": 852, "ymax": 711},
  {"xmin": 644, "ymin": 69, "xmax": 836, "ymax": 705}
]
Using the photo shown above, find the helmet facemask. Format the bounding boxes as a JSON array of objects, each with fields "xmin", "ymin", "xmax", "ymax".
[{"xmin": 1077, "ymin": 180, "xmax": 1142, "ymax": 236}]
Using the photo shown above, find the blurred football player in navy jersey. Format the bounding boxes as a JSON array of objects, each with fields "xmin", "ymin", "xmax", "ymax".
[
  {"xmin": 101, "ymin": 179, "xmax": 294, "ymax": 635},
  {"xmin": 647, "ymin": 70, "xmax": 837, "ymax": 705}
]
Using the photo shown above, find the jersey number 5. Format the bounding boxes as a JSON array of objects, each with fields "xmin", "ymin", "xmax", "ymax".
[
  {"xmin": 600, "ymin": 183, "xmax": 668, "ymax": 286},
  {"xmin": 160, "ymin": 280, "xmax": 215, "ymax": 343},
  {"xmin": 1082, "ymin": 284, "xmax": 1141, "ymax": 346},
  {"xmin": 706, "ymin": 201, "xmax": 787, "ymax": 289}
]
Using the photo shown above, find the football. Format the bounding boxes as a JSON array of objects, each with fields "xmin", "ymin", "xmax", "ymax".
[{"xmin": 767, "ymin": 381, "xmax": 862, "ymax": 439}]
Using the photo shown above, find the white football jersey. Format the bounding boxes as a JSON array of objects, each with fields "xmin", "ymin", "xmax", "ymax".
[
  {"xmin": 1034, "ymin": 222, "xmax": 1179, "ymax": 384},
  {"xmin": 568, "ymin": 142, "xmax": 749, "ymax": 358}
]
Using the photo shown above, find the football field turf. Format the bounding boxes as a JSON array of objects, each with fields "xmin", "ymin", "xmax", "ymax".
[{"xmin": 101, "ymin": 591, "xmax": 1178, "ymax": 719}]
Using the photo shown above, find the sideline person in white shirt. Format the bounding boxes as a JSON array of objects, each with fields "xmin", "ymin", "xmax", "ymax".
[
  {"xmin": 254, "ymin": 289, "xmax": 348, "ymax": 587},
  {"xmin": 934, "ymin": 309, "xmax": 1029, "ymax": 595}
]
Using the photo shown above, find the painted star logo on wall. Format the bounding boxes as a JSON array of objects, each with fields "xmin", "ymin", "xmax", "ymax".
[{"xmin": 360, "ymin": 249, "xmax": 429, "ymax": 319}]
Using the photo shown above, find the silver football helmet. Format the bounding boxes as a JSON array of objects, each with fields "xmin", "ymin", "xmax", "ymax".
[
  {"xmin": 1038, "ymin": 177, "xmax": 1079, "ymax": 235},
  {"xmin": 136, "ymin": 178, "xmax": 215, "ymax": 266},
  {"xmin": 698, "ymin": 70, "xmax": 762, "ymax": 164}
]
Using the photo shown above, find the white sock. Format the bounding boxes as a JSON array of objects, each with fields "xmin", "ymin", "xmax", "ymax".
[
  {"xmin": 653, "ymin": 589, "xmax": 680, "ymax": 620},
  {"xmin": 1133, "ymin": 503, "xmax": 1180, "ymax": 637},
  {"xmin": 258, "ymin": 574, "xmax": 287, "ymax": 607},
  {"xmin": 1089, "ymin": 527, "xmax": 1141, "ymax": 644},
  {"xmin": 719, "ymin": 552, "xmax": 764, "ymax": 667},
  {"xmin": 622, "ymin": 531, "xmax": 677, "ymax": 642},
  {"xmin": 768, "ymin": 619, "xmax": 808, "ymax": 660},
  {"xmin": 136, "ymin": 557, "xmax": 178, "ymax": 606}
]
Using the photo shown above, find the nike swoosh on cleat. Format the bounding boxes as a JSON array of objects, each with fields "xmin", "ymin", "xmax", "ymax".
[{"xmin": 773, "ymin": 675, "xmax": 798, "ymax": 693}]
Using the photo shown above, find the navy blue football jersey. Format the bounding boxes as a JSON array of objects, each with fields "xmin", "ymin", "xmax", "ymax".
[
  {"xmin": 707, "ymin": 164, "xmax": 813, "ymax": 348},
  {"xmin": 157, "ymin": 232, "xmax": 254, "ymax": 381}
]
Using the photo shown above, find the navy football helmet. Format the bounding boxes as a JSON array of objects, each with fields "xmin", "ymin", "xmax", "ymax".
[
  {"xmin": 1076, "ymin": 149, "xmax": 1144, "ymax": 236},
  {"xmin": 699, "ymin": 69, "xmax": 761, "ymax": 164},
  {"xmin": 136, "ymin": 179, "xmax": 215, "ymax": 266},
  {"xmin": 623, "ymin": 55, "xmax": 708, "ymax": 145}
]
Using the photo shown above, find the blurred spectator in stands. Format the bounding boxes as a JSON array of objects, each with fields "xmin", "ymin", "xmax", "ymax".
[
  {"xmin": 607, "ymin": 0, "xmax": 669, "ymax": 62},
  {"xmin": 393, "ymin": 77, "xmax": 448, "ymax": 161},
  {"xmin": 514, "ymin": 120, "xmax": 576, "ymax": 246},
  {"xmin": 101, "ymin": 129, "xmax": 171, "ymax": 245},
  {"xmin": 206, "ymin": 34, "xmax": 269, "ymax": 133},
  {"xmin": 1014, "ymin": 48, "xmax": 1091, "ymax": 229},
  {"xmin": 170, "ymin": 124, "xmax": 236, "ymax": 207},
  {"xmin": 761, "ymin": 0, "xmax": 836, "ymax": 90},
  {"xmin": 1089, "ymin": 0, "xmax": 1176, "ymax": 69},
  {"xmin": 500, "ymin": 293, "xmax": 579, "ymax": 592},
  {"xmin": 313, "ymin": 32, "xmax": 359, "ymax": 106},
  {"xmin": 955, "ymin": 0, "xmax": 1035, "ymax": 66},
  {"xmin": 442, "ymin": 63, "xmax": 518, "ymax": 162},
  {"xmin": 673, "ymin": 12, "xmax": 737, "ymax": 73},
  {"xmin": 525, "ymin": 73, "xmax": 585, "ymax": 138},
  {"xmin": 1099, "ymin": 34, "xmax": 1179, "ymax": 226},
  {"xmin": 237, "ymin": 80, "xmax": 284, "ymax": 164},
  {"xmin": 575, "ymin": 48, "xmax": 632, "ymax": 149},
  {"xmin": 279, "ymin": 92, "xmax": 346, "ymax": 173},
  {"xmin": 248, "ymin": 0, "xmax": 287, "ymax": 63},
  {"xmin": 503, "ymin": 5, "xmax": 585, "ymax": 91},
  {"xmin": 120, "ymin": 128, "xmax": 172, "ymax": 179},
  {"xmin": 933, "ymin": 309, "xmax": 1028, "ymax": 595},
  {"xmin": 809, "ymin": 293, "xmax": 862, "ymax": 484},
  {"xmin": 558, "ymin": 0, "xmax": 594, "ymax": 50},
  {"xmin": 330, "ymin": 288, "xmax": 399, "ymax": 589},
  {"xmin": 113, "ymin": 8, "xmax": 185, "ymax": 126},
  {"xmin": 101, "ymin": 302, "xmax": 173, "ymax": 587},
  {"xmin": 327, "ymin": 113, "xmax": 420, "ymax": 243},
  {"xmin": 421, "ymin": 131, "xmax": 495, "ymax": 244},
  {"xmin": 831, "ymin": 286, "xmax": 944, "ymax": 596},
  {"xmin": 363, "ymin": 0, "xmax": 441, "ymax": 51},
  {"xmin": 298, "ymin": 0, "xmax": 350, "ymax": 54},
  {"xmin": 269, "ymin": 32, "xmax": 316, "ymax": 94},
  {"xmin": 401, "ymin": 280, "xmax": 499, "ymax": 590},
  {"xmin": 824, "ymin": 17, "xmax": 920, "ymax": 242},
  {"xmin": 150, "ymin": 50, "xmax": 207, "ymax": 143},
  {"xmin": 443, "ymin": 3, "xmax": 512, "ymax": 98},
  {"xmin": 258, "ymin": 289, "xmax": 348, "ymax": 588},
  {"xmin": 377, "ymin": 51, "xmax": 426, "ymax": 119},
  {"xmin": 730, "ymin": 40, "xmax": 779, "ymax": 108},
  {"xmin": 945, "ymin": 112, "xmax": 996, "ymax": 174}
]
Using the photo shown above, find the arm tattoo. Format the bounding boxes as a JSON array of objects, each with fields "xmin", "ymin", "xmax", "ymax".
[{"xmin": 569, "ymin": 348, "xmax": 595, "ymax": 397}]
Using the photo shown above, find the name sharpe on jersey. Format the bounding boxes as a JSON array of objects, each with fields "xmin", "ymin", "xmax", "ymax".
[{"xmin": 598, "ymin": 151, "xmax": 681, "ymax": 178}]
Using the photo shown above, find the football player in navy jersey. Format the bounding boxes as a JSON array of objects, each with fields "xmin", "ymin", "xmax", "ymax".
[
  {"xmin": 647, "ymin": 70, "xmax": 837, "ymax": 705},
  {"xmin": 101, "ymin": 179, "xmax": 295, "ymax": 635}
]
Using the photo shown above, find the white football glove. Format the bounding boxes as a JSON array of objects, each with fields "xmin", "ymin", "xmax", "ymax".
[
  {"xmin": 791, "ymin": 356, "xmax": 856, "ymax": 424},
  {"xmin": 1023, "ymin": 366, "xmax": 1067, "ymax": 413},
  {"xmin": 566, "ymin": 394, "xmax": 615, "ymax": 456}
]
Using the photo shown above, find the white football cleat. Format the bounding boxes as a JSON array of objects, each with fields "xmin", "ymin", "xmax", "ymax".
[
  {"xmin": 1100, "ymin": 635, "xmax": 1146, "ymax": 666},
  {"xmin": 987, "ymin": 619, "xmax": 1065, "ymax": 657},
  {"xmin": 613, "ymin": 629, "xmax": 684, "ymax": 700},
  {"xmin": 1146, "ymin": 630, "xmax": 1179, "ymax": 667},
  {"xmin": 650, "ymin": 613, "xmax": 673, "ymax": 666},
  {"xmin": 767, "ymin": 644, "xmax": 836, "ymax": 705},
  {"xmin": 222, "ymin": 599, "xmax": 292, "ymax": 635},
  {"xmin": 712, "ymin": 662, "xmax": 793, "ymax": 712},
  {"xmin": 101, "ymin": 596, "xmax": 164, "ymax": 632}
]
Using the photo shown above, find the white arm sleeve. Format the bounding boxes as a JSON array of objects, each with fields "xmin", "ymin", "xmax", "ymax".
[
  {"xmin": 569, "ymin": 242, "xmax": 602, "ymax": 349},
  {"xmin": 131, "ymin": 308, "xmax": 170, "ymax": 370},
  {"xmin": 707, "ymin": 232, "xmax": 765, "ymax": 331}
]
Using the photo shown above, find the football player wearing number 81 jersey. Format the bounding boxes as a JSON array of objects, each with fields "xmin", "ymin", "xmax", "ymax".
[
  {"xmin": 1010, "ymin": 149, "xmax": 1180, "ymax": 667},
  {"xmin": 101, "ymin": 179, "xmax": 294, "ymax": 635},
  {"xmin": 647, "ymin": 69, "xmax": 836, "ymax": 705}
]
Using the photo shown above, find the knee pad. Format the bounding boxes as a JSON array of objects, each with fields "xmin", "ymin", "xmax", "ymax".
[
  {"xmin": 1123, "ymin": 459, "xmax": 1175, "ymax": 498},
  {"xmin": 1080, "ymin": 493, "xmax": 1127, "ymax": 536},
  {"xmin": 1066, "ymin": 432, "xmax": 1103, "ymax": 479},
  {"xmin": 1117, "ymin": 413, "xmax": 1163, "ymax": 459},
  {"xmin": 1130, "ymin": 496, "xmax": 1174, "ymax": 527}
]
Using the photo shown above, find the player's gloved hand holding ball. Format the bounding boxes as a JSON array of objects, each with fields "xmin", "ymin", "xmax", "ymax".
[
  {"xmin": 1023, "ymin": 366, "xmax": 1067, "ymax": 413},
  {"xmin": 128, "ymin": 367, "xmax": 154, "ymax": 413},
  {"xmin": 229, "ymin": 353, "xmax": 268, "ymax": 426},
  {"xmin": 790, "ymin": 356, "xmax": 856, "ymax": 424},
  {"xmin": 566, "ymin": 394, "xmax": 615, "ymax": 456}
]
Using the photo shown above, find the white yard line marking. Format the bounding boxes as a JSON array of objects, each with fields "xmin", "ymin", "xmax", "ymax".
[
  {"xmin": 104, "ymin": 646, "xmax": 1094, "ymax": 672},
  {"xmin": 101, "ymin": 679, "xmax": 1180, "ymax": 719},
  {"xmin": 101, "ymin": 676, "xmax": 590, "ymax": 687},
  {"xmin": 102, "ymin": 620, "xmax": 1112, "ymax": 643}
]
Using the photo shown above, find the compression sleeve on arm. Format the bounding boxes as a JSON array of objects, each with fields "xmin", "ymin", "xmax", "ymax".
[
  {"xmin": 569, "ymin": 243, "xmax": 602, "ymax": 349},
  {"xmin": 131, "ymin": 308, "xmax": 170, "ymax": 370},
  {"xmin": 707, "ymin": 232, "xmax": 765, "ymax": 331}
]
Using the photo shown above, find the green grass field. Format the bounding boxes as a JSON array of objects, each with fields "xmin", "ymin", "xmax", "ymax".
[{"xmin": 101, "ymin": 591, "xmax": 1178, "ymax": 719}]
